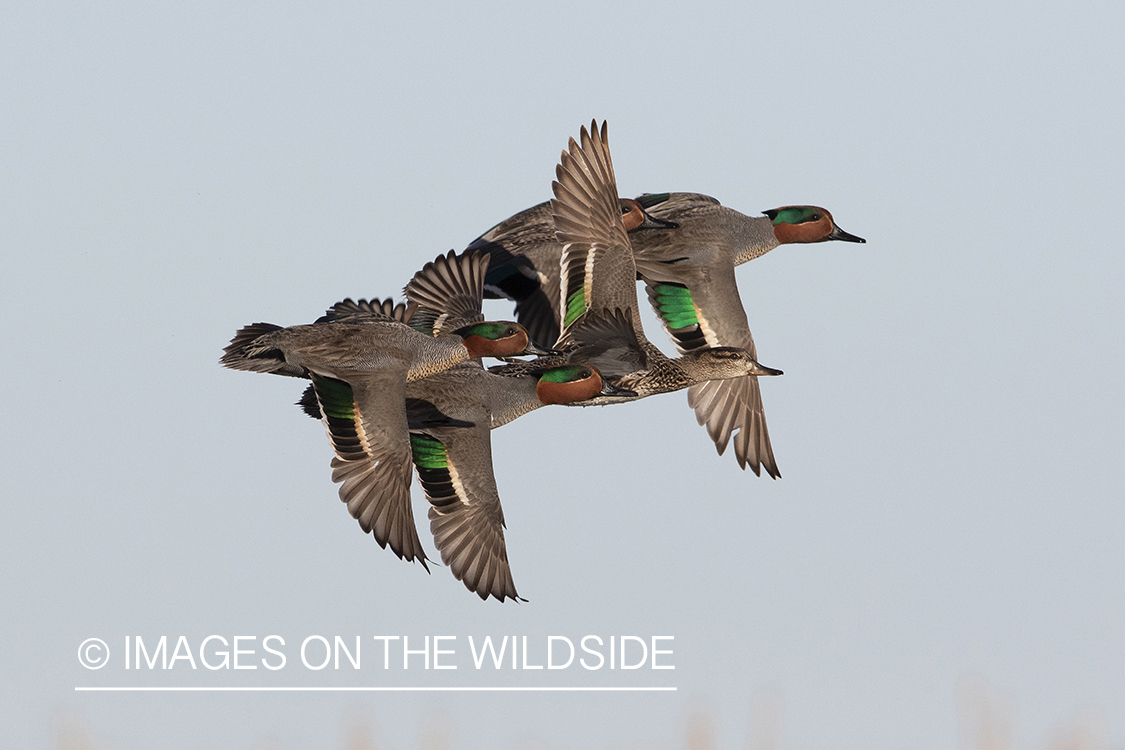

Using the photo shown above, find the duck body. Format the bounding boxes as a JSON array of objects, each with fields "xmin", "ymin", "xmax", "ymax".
[
  {"xmin": 295, "ymin": 351, "xmax": 629, "ymax": 602},
  {"xmin": 628, "ymin": 194, "xmax": 781, "ymax": 476},
  {"xmin": 222, "ymin": 316, "xmax": 446, "ymax": 569},
  {"xmin": 632, "ymin": 192, "xmax": 778, "ymax": 266},
  {"xmin": 477, "ymin": 191, "xmax": 863, "ymax": 349},
  {"xmin": 625, "ymin": 196, "xmax": 860, "ymax": 478},
  {"xmin": 503, "ymin": 309, "xmax": 779, "ymax": 407},
  {"xmin": 475, "ymin": 194, "xmax": 758, "ymax": 351},
  {"xmin": 221, "ymin": 316, "xmax": 482, "ymax": 382}
]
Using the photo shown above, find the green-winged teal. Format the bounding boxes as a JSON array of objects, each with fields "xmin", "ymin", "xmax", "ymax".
[
  {"xmin": 630, "ymin": 197, "xmax": 862, "ymax": 477},
  {"xmin": 220, "ymin": 249, "xmax": 548, "ymax": 572},
  {"xmin": 471, "ymin": 174, "xmax": 863, "ymax": 478}
]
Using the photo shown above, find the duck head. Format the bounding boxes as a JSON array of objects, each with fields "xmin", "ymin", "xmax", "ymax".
[
  {"xmin": 620, "ymin": 198, "xmax": 679, "ymax": 232},
  {"xmin": 452, "ymin": 322, "xmax": 555, "ymax": 358},
  {"xmin": 764, "ymin": 206, "xmax": 865, "ymax": 245},
  {"xmin": 534, "ymin": 364, "xmax": 636, "ymax": 405},
  {"xmin": 688, "ymin": 347, "xmax": 785, "ymax": 378}
]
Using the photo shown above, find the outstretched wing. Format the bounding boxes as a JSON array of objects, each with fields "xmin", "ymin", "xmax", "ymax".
[
  {"xmin": 405, "ymin": 249, "xmax": 489, "ymax": 335},
  {"xmin": 687, "ymin": 373, "xmax": 778, "ymax": 478},
  {"xmin": 639, "ymin": 261, "xmax": 779, "ymax": 478},
  {"xmin": 552, "ymin": 120, "xmax": 638, "ymax": 347},
  {"xmin": 318, "ymin": 298, "xmax": 407, "ymax": 324},
  {"xmin": 310, "ymin": 372, "xmax": 430, "ymax": 567},
  {"xmin": 409, "ymin": 421, "xmax": 521, "ymax": 603}
]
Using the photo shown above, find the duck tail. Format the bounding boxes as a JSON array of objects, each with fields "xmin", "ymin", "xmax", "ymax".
[
  {"xmin": 220, "ymin": 322, "xmax": 288, "ymax": 373},
  {"xmin": 296, "ymin": 383, "xmax": 321, "ymax": 419}
]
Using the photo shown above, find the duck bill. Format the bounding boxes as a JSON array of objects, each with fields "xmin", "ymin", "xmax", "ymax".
[
  {"xmin": 521, "ymin": 341, "xmax": 562, "ymax": 356},
  {"xmin": 598, "ymin": 380, "xmax": 638, "ymax": 399},
  {"xmin": 750, "ymin": 361, "xmax": 784, "ymax": 377},
  {"xmin": 637, "ymin": 213, "xmax": 680, "ymax": 230},
  {"xmin": 825, "ymin": 225, "xmax": 866, "ymax": 243}
]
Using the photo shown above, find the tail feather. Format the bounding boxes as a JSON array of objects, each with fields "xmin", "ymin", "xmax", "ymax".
[
  {"xmin": 297, "ymin": 383, "xmax": 321, "ymax": 418},
  {"xmin": 220, "ymin": 323, "xmax": 305, "ymax": 377}
]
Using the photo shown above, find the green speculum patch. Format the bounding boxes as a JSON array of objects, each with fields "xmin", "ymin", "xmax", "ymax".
[
  {"xmin": 654, "ymin": 284, "xmax": 699, "ymax": 329},
  {"xmin": 409, "ymin": 433, "xmax": 449, "ymax": 470},
  {"xmin": 563, "ymin": 290, "xmax": 588, "ymax": 328},
  {"xmin": 311, "ymin": 374, "xmax": 355, "ymax": 420}
]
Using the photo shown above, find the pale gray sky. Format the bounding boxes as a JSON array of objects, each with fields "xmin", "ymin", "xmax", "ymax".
[{"xmin": 3, "ymin": 1, "xmax": 1124, "ymax": 748}]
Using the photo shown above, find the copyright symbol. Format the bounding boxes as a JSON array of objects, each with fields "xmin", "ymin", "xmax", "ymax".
[{"xmin": 78, "ymin": 638, "xmax": 109, "ymax": 669}]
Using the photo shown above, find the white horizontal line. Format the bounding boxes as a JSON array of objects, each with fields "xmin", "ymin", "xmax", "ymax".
[{"xmin": 75, "ymin": 686, "xmax": 676, "ymax": 692}]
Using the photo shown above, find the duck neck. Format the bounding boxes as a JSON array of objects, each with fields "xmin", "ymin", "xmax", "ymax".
[
  {"xmin": 405, "ymin": 335, "xmax": 470, "ymax": 382},
  {"xmin": 486, "ymin": 373, "xmax": 545, "ymax": 429},
  {"xmin": 732, "ymin": 214, "xmax": 781, "ymax": 266},
  {"xmin": 673, "ymin": 349, "xmax": 752, "ymax": 383}
]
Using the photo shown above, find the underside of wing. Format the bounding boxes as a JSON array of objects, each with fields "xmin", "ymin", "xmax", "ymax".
[
  {"xmin": 472, "ymin": 200, "xmax": 554, "ymax": 260},
  {"xmin": 409, "ymin": 428, "xmax": 521, "ymax": 603},
  {"xmin": 310, "ymin": 373, "xmax": 430, "ymax": 567},
  {"xmin": 467, "ymin": 207, "xmax": 563, "ymax": 349},
  {"xmin": 513, "ymin": 287, "xmax": 562, "ymax": 351},
  {"xmin": 552, "ymin": 122, "xmax": 624, "ymax": 252},
  {"xmin": 687, "ymin": 375, "xmax": 780, "ymax": 478}
]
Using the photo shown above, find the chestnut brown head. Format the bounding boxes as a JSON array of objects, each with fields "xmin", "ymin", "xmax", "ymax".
[
  {"xmin": 453, "ymin": 321, "xmax": 532, "ymax": 358},
  {"xmin": 534, "ymin": 364, "xmax": 635, "ymax": 405},
  {"xmin": 619, "ymin": 198, "xmax": 679, "ymax": 232},
  {"xmin": 764, "ymin": 206, "xmax": 865, "ymax": 245}
]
